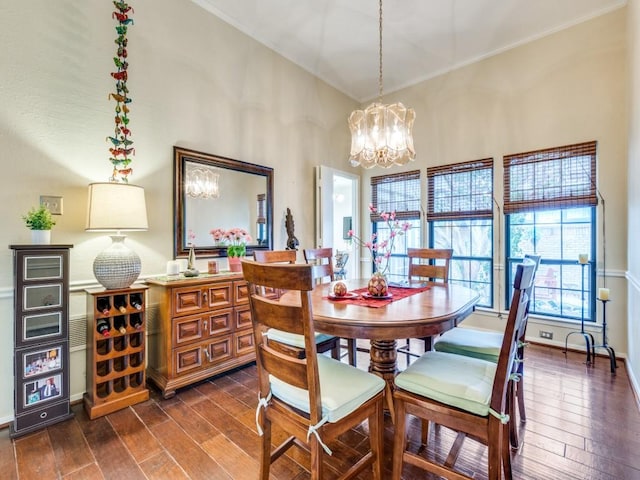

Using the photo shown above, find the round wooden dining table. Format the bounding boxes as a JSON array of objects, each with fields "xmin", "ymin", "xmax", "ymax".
[{"xmin": 283, "ymin": 278, "xmax": 479, "ymax": 414}]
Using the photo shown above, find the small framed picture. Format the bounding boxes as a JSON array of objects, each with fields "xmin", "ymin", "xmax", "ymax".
[
  {"xmin": 23, "ymin": 373, "xmax": 62, "ymax": 408},
  {"xmin": 22, "ymin": 346, "xmax": 62, "ymax": 378}
]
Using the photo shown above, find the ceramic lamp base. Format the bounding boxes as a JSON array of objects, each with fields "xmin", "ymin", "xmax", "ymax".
[{"xmin": 93, "ymin": 235, "xmax": 141, "ymax": 289}]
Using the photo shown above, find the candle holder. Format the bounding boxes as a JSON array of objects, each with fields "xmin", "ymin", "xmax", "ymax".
[
  {"xmin": 594, "ymin": 298, "xmax": 617, "ymax": 374},
  {"xmin": 564, "ymin": 261, "xmax": 595, "ymax": 365}
]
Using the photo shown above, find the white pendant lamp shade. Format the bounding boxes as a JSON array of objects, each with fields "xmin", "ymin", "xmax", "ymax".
[
  {"xmin": 348, "ymin": 0, "xmax": 416, "ymax": 169},
  {"xmin": 349, "ymin": 102, "xmax": 416, "ymax": 169}
]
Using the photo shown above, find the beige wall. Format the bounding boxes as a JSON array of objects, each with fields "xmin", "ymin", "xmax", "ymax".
[
  {"xmin": 0, "ymin": 1, "xmax": 632, "ymax": 423},
  {"xmin": 627, "ymin": 0, "xmax": 640, "ymax": 396},
  {"xmin": 0, "ymin": 0, "xmax": 356, "ymax": 423},
  {"xmin": 360, "ymin": 8, "xmax": 629, "ymax": 355}
]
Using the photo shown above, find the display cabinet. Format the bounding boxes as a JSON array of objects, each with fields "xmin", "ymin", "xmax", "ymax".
[
  {"xmin": 9, "ymin": 244, "xmax": 74, "ymax": 438},
  {"xmin": 84, "ymin": 286, "xmax": 149, "ymax": 419},
  {"xmin": 146, "ymin": 273, "xmax": 254, "ymax": 399}
]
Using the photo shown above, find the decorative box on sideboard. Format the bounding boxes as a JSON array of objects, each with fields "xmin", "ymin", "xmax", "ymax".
[
  {"xmin": 145, "ymin": 273, "xmax": 254, "ymax": 399},
  {"xmin": 9, "ymin": 244, "xmax": 74, "ymax": 438}
]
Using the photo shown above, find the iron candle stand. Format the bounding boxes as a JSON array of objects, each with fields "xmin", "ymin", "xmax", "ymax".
[
  {"xmin": 595, "ymin": 298, "xmax": 617, "ymax": 374},
  {"xmin": 564, "ymin": 261, "xmax": 595, "ymax": 364}
]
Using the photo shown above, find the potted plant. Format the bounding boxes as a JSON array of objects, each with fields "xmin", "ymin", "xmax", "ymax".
[
  {"xmin": 23, "ymin": 205, "xmax": 56, "ymax": 244},
  {"xmin": 210, "ymin": 227, "xmax": 252, "ymax": 272}
]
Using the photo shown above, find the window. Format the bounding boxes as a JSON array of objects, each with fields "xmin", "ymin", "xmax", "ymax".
[
  {"xmin": 504, "ymin": 141, "xmax": 597, "ymax": 320},
  {"xmin": 370, "ymin": 171, "xmax": 421, "ymax": 281},
  {"xmin": 427, "ymin": 159, "xmax": 494, "ymax": 307}
]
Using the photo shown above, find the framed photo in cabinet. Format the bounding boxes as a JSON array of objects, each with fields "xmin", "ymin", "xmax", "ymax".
[
  {"xmin": 21, "ymin": 345, "xmax": 62, "ymax": 378},
  {"xmin": 23, "ymin": 373, "xmax": 63, "ymax": 408}
]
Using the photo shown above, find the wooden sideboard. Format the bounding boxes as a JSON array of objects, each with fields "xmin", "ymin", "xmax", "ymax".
[{"xmin": 145, "ymin": 273, "xmax": 254, "ymax": 398}]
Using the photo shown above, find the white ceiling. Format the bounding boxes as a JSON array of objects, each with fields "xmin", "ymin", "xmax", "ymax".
[{"xmin": 192, "ymin": 0, "xmax": 626, "ymax": 103}]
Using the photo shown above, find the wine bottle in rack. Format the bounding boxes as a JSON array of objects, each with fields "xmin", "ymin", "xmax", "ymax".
[
  {"xmin": 114, "ymin": 316, "xmax": 127, "ymax": 335},
  {"xmin": 129, "ymin": 313, "xmax": 143, "ymax": 330},
  {"xmin": 96, "ymin": 318, "xmax": 111, "ymax": 337},
  {"xmin": 130, "ymin": 293, "xmax": 143, "ymax": 310},
  {"xmin": 96, "ymin": 297, "xmax": 111, "ymax": 315},
  {"xmin": 114, "ymin": 295, "xmax": 127, "ymax": 314}
]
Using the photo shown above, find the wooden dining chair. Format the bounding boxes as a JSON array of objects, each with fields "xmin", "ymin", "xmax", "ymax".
[
  {"xmin": 397, "ymin": 248, "xmax": 453, "ymax": 362},
  {"xmin": 242, "ymin": 259, "xmax": 385, "ymax": 480},
  {"xmin": 303, "ymin": 247, "xmax": 357, "ymax": 366},
  {"xmin": 253, "ymin": 250, "xmax": 341, "ymax": 362},
  {"xmin": 432, "ymin": 254, "xmax": 541, "ymax": 449},
  {"xmin": 392, "ymin": 260, "xmax": 535, "ymax": 480}
]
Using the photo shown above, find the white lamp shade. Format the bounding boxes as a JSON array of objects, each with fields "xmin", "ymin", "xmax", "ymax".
[
  {"xmin": 86, "ymin": 182, "xmax": 148, "ymax": 231},
  {"xmin": 86, "ymin": 182, "xmax": 148, "ymax": 289}
]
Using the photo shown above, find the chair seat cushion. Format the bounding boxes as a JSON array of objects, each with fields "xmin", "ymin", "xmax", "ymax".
[
  {"xmin": 266, "ymin": 329, "xmax": 336, "ymax": 348},
  {"xmin": 433, "ymin": 327, "xmax": 503, "ymax": 363},
  {"xmin": 394, "ymin": 351, "xmax": 496, "ymax": 416},
  {"xmin": 270, "ymin": 354, "xmax": 385, "ymax": 423}
]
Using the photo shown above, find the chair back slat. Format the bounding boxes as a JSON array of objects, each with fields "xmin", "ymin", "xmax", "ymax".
[
  {"xmin": 490, "ymin": 260, "xmax": 536, "ymax": 413},
  {"xmin": 407, "ymin": 248, "xmax": 453, "ymax": 283},
  {"xmin": 254, "ymin": 249, "xmax": 296, "ymax": 264},
  {"xmin": 519, "ymin": 253, "xmax": 542, "ymax": 340},
  {"xmin": 259, "ymin": 346, "xmax": 310, "ymax": 390},
  {"xmin": 304, "ymin": 247, "xmax": 335, "ymax": 284}
]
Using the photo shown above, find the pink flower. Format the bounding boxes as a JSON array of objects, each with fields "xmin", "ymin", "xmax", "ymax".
[{"xmin": 346, "ymin": 209, "xmax": 411, "ymax": 276}]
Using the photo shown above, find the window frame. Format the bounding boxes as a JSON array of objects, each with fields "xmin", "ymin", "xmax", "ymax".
[
  {"xmin": 503, "ymin": 141, "xmax": 598, "ymax": 320},
  {"xmin": 427, "ymin": 158, "xmax": 494, "ymax": 308},
  {"xmin": 370, "ymin": 171, "xmax": 421, "ymax": 280}
]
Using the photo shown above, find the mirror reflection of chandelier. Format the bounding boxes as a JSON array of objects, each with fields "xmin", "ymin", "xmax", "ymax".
[{"xmin": 186, "ymin": 165, "xmax": 220, "ymax": 199}]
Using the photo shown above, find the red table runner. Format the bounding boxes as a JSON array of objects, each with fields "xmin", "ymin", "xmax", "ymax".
[{"xmin": 324, "ymin": 285, "xmax": 431, "ymax": 308}]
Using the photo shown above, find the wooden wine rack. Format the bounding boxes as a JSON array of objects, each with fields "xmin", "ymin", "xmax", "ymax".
[{"xmin": 84, "ymin": 286, "xmax": 149, "ymax": 419}]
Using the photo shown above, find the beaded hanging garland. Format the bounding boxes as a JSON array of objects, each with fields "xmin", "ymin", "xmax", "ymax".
[{"xmin": 107, "ymin": 1, "xmax": 135, "ymax": 183}]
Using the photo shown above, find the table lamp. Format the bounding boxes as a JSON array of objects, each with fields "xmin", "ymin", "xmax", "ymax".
[{"xmin": 86, "ymin": 182, "xmax": 148, "ymax": 289}]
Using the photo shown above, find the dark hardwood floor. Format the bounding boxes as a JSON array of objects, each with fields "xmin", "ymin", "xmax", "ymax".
[{"xmin": 1, "ymin": 343, "xmax": 639, "ymax": 479}]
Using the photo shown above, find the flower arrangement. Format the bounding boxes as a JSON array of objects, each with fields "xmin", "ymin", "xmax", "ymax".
[
  {"xmin": 210, "ymin": 227, "xmax": 252, "ymax": 257},
  {"xmin": 348, "ymin": 205, "xmax": 411, "ymax": 277},
  {"xmin": 23, "ymin": 205, "xmax": 56, "ymax": 230}
]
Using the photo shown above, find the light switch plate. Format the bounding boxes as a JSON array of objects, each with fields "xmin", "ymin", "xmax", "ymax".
[{"xmin": 40, "ymin": 195, "xmax": 63, "ymax": 215}]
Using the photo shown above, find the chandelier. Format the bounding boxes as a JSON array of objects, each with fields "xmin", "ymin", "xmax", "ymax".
[
  {"xmin": 349, "ymin": 0, "xmax": 416, "ymax": 169},
  {"xmin": 185, "ymin": 165, "xmax": 220, "ymax": 199}
]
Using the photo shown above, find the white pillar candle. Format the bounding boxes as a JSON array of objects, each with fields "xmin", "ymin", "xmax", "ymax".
[
  {"xmin": 166, "ymin": 260, "xmax": 180, "ymax": 276},
  {"xmin": 177, "ymin": 259, "xmax": 188, "ymax": 272},
  {"xmin": 598, "ymin": 288, "xmax": 610, "ymax": 301},
  {"xmin": 578, "ymin": 254, "xmax": 589, "ymax": 264}
]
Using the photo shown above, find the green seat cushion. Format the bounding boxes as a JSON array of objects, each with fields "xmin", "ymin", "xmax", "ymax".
[
  {"xmin": 433, "ymin": 327, "xmax": 502, "ymax": 363},
  {"xmin": 270, "ymin": 354, "xmax": 385, "ymax": 423},
  {"xmin": 394, "ymin": 351, "xmax": 496, "ymax": 416},
  {"xmin": 266, "ymin": 329, "xmax": 336, "ymax": 348}
]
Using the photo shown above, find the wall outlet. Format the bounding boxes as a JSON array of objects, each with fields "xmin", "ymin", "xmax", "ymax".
[
  {"xmin": 40, "ymin": 195, "xmax": 63, "ymax": 215},
  {"xmin": 539, "ymin": 330, "xmax": 553, "ymax": 340}
]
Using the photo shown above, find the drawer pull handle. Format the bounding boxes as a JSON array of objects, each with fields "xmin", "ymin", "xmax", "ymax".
[
  {"xmin": 40, "ymin": 412, "xmax": 48, "ymax": 419},
  {"xmin": 203, "ymin": 292, "xmax": 207, "ymax": 303},
  {"xmin": 203, "ymin": 348, "xmax": 211, "ymax": 361},
  {"xmin": 203, "ymin": 320, "xmax": 208, "ymax": 330}
]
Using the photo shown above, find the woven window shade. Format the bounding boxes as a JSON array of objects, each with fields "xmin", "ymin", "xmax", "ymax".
[
  {"xmin": 427, "ymin": 158, "xmax": 494, "ymax": 221},
  {"xmin": 503, "ymin": 141, "xmax": 597, "ymax": 214},
  {"xmin": 370, "ymin": 170, "xmax": 421, "ymax": 221}
]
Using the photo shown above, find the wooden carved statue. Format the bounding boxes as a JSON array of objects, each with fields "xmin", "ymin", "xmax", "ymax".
[{"xmin": 285, "ymin": 208, "xmax": 299, "ymax": 251}]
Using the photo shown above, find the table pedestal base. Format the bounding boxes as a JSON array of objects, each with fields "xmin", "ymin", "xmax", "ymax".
[{"xmin": 369, "ymin": 339, "xmax": 398, "ymax": 419}]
